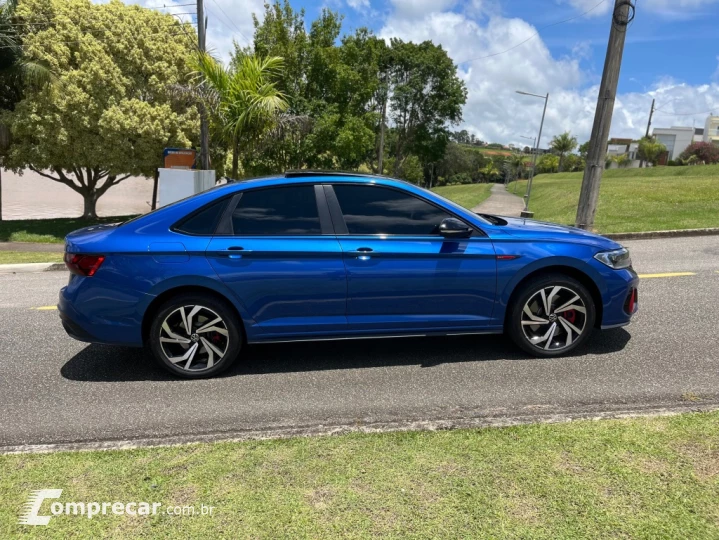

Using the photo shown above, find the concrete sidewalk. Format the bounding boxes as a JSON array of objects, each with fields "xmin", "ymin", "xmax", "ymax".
[
  {"xmin": 0, "ymin": 242, "xmax": 64, "ymax": 252},
  {"xmin": 472, "ymin": 183, "xmax": 525, "ymax": 217}
]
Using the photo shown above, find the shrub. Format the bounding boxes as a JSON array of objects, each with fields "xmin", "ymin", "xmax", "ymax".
[
  {"xmin": 448, "ymin": 172, "xmax": 473, "ymax": 184},
  {"xmin": 679, "ymin": 142, "xmax": 719, "ymax": 165}
]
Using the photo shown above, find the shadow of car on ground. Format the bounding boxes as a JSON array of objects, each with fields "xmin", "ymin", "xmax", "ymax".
[{"xmin": 60, "ymin": 329, "xmax": 632, "ymax": 383}]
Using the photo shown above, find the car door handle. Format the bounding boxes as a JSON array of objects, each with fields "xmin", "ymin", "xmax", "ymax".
[
  {"xmin": 220, "ymin": 247, "xmax": 253, "ymax": 259},
  {"xmin": 348, "ymin": 247, "xmax": 373, "ymax": 259}
]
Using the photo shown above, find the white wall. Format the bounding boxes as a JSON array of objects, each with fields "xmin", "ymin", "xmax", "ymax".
[
  {"xmin": 158, "ymin": 169, "xmax": 216, "ymax": 207},
  {"xmin": 653, "ymin": 127, "xmax": 694, "ymax": 160}
]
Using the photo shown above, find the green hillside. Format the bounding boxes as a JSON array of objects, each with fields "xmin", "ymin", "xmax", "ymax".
[{"xmin": 508, "ymin": 165, "xmax": 719, "ymax": 233}]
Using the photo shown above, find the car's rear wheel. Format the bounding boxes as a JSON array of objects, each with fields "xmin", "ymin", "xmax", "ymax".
[
  {"xmin": 507, "ymin": 274, "xmax": 596, "ymax": 357},
  {"xmin": 148, "ymin": 293, "xmax": 242, "ymax": 378}
]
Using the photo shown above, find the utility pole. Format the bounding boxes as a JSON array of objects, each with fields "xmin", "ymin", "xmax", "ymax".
[
  {"xmin": 639, "ymin": 98, "xmax": 655, "ymax": 168},
  {"xmin": 197, "ymin": 0, "xmax": 210, "ymax": 171},
  {"xmin": 644, "ymin": 98, "xmax": 655, "ymax": 138},
  {"xmin": 377, "ymin": 74, "xmax": 387, "ymax": 175},
  {"xmin": 575, "ymin": 0, "xmax": 634, "ymax": 230}
]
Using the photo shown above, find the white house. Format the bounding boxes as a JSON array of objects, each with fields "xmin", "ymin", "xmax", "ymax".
[
  {"xmin": 652, "ymin": 126, "xmax": 694, "ymax": 161},
  {"xmin": 703, "ymin": 116, "xmax": 719, "ymax": 145}
]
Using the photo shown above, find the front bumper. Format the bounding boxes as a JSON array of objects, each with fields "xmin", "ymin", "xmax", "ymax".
[{"xmin": 599, "ymin": 267, "xmax": 639, "ymax": 329}]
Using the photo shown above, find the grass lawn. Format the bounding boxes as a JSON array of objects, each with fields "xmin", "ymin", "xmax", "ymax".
[
  {"xmin": 0, "ymin": 251, "xmax": 64, "ymax": 264},
  {"xmin": 433, "ymin": 183, "xmax": 493, "ymax": 209},
  {"xmin": 0, "ymin": 216, "xmax": 135, "ymax": 244},
  {"xmin": 2, "ymin": 412, "xmax": 719, "ymax": 538},
  {"xmin": 507, "ymin": 164, "xmax": 719, "ymax": 233}
]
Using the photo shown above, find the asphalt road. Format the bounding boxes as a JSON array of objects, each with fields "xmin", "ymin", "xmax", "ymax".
[{"xmin": 1, "ymin": 236, "xmax": 718, "ymax": 448}]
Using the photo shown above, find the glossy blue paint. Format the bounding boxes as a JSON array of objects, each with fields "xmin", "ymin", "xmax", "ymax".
[{"xmin": 58, "ymin": 174, "xmax": 638, "ymax": 348}]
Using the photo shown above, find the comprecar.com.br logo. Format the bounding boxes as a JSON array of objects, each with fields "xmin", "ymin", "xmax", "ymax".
[{"xmin": 19, "ymin": 489, "xmax": 215, "ymax": 526}]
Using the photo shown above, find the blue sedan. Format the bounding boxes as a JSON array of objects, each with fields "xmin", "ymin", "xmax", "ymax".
[{"xmin": 59, "ymin": 172, "xmax": 638, "ymax": 378}]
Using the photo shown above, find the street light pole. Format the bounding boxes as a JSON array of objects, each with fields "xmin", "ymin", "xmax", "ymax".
[{"xmin": 516, "ymin": 90, "xmax": 549, "ymax": 218}]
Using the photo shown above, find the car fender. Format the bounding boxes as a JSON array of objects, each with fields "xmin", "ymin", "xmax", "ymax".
[
  {"xmin": 493, "ymin": 254, "xmax": 607, "ymax": 324},
  {"xmin": 144, "ymin": 274, "xmax": 258, "ymax": 333}
]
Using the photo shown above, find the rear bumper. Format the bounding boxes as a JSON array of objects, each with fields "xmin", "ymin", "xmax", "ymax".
[{"xmin": 58, "ymin": 279, "xmax": 148, "ymax": 347}]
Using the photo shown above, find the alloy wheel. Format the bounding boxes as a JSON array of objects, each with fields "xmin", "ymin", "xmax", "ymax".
[
  {"xmin": 521, "ymin": 285, "xmax": 587, "ymax": 351},
  {"xmin": 158, "ymin": 305, "xmax": 229, "ymax": 372}
]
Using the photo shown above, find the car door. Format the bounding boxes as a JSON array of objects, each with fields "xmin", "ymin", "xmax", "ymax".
[
  {"xmin": 325, "ymin": 183, "xmax": 497, "ymax": 332},
  {"xmin": 206, "ymin": 184, "xmax": 347, "ymax": 338}
]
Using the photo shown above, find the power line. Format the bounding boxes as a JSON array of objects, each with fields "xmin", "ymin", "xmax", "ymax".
[
  {"xmin": 654, "ymin": 108, "xmax": 716, "ymax": 116},
  {"xmin": 206, "ymin": 0, "xmax": 250, "ymax": 45},
  {"xmin": 456, "ymin": 0, "xmax": 609, "ymax": 65}
]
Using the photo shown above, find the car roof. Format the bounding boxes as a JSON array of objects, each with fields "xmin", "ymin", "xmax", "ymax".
[{"xmin": 219, "ymin": 171, "xmax": 417, "ymax": 192}]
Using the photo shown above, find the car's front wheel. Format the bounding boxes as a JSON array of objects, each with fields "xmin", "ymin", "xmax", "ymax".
[
  {"xmin": 148, "ymin": 293, "xmax": 243, "ymax": 378},
  {"xmin": 508, "ymin": 274, "xmax": 596, "ymax": 357}
]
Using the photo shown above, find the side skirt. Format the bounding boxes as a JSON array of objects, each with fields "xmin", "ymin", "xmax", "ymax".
[{"xmin": 248, "ymin": 328, "xmax": 504, "ymax": 345}]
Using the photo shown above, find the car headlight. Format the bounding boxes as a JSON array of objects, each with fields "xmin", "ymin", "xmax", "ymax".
[{"xmin": 594, "ymin": 247, "xmax": 632, "ymax": 269}]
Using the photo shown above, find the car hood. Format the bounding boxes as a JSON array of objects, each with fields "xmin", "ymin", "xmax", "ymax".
[{"xmin": 490, "ymin": 215, "xmax": 621, "ymax": 250}]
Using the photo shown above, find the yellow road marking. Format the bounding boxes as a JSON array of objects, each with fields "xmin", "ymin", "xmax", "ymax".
[
  {"xmin": 32, "ymin": 306, "xmax": 57, "ymax": 310},
  {"xmin": 638, "ymin": 272, "xmax": 696, "ymax": 279}
]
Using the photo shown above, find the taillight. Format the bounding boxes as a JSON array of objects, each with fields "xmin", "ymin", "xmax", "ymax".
[{"xmin": 64, "ymin": 253, "xmax": 106, "ymax": 276}]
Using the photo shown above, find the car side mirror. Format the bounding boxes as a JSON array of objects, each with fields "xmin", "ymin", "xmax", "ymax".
[{"xmin": 439, "ymin": 218, "xmax": 473, "ymax": 239}]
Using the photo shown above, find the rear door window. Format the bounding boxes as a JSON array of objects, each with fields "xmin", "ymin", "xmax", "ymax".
[{"xmin": 231, "ymin": 186, "xmax": 321, "ymax": 236}]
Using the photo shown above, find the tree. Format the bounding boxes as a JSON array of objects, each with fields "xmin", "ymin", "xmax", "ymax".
[
  {"xmin": 550, "ymin": 131, "xmax": 578, "ymax": 172},
  {"xmin": 249, "ymin": 0, "xmax": 308, "ymax": 110},
  {"xmin": 4, "ymin": 0, "xmax": 199, "ymax": 219},
  {"xmin": 611, "ymin": 153, "xmax": 631, "ymax": 168},
  {"xmin": 679, "ymin": 142, "xmax": 719, "ymax": 165},
  {"xmin": 480, "ymin": 161, "xmax": 501, "ymax": 183},
  {"xmin": 536, "ymin": 153, "xmax": 559, "ymax": 174},
  {"xmin": 0, "ymin": 0, "xmax": 54, "ymax": 112},
  {"xmin": 192, "ymin": 52, "xmax": 288, "ymax": 179},
  {"xmin": 387, "ymin": 39, "xmax": 467, "ymax": 176},
  {"xmin": 1, "ymin": 0, "xmax": 55, "ymax": 220},
  {"xmin": 637, "ymin": 136, "xmax": 666, "ymax": 167},
  {"xmin": 563, "ymin": 154, "xmax": 585, "ymax": 172},
  {"xmin": 578, "ymin": 141, "xmax": 590, "ymax": 159},
  {"xmin": 505, "ymin": 153, "xmax": 527, "ymax": 182}
]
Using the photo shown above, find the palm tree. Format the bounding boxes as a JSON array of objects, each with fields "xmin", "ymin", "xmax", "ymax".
[
  {"xmin": 480, "ymin": 162, "xmax": 500, "ymax": 183},
  {"xmin": 506, "ymin": 153, "xmax": 526, "ymax": 183},
  {"xmin": 191, "ymin": 52, "xmax": 289, "ymax": 179},
  {"xmin": 550, "ymin": 131, "xmax": 578, "ymax": 172},
  {"xmin": 1, "ymin": 0, "xmax": 55, "ymax": 220}
]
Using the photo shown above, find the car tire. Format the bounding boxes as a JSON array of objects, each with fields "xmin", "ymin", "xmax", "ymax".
[
  {"xmin": 148, "ymin": 293, "xmax": 243, "ymax": 378},
  {"xmin": 507, "ymin": 273, "xmax": 596, "ymax": 358}
]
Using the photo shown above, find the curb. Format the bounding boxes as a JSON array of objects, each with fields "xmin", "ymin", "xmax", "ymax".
[
  {"xmin": 2, "ymin": 400, "xmax": 717, "ymax": 455},
  {"xmin": 603, "ymin": 228, "xmax": 719, "ymax": 241},
  {"xmin": 0, "ymin": 262, "xmax": 66, "ymax": 274}
]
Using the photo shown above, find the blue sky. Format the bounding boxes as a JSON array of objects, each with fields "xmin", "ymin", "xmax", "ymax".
[{"xmin": 133, "ymin": 0, "xmax": 719, "ymax": 146}]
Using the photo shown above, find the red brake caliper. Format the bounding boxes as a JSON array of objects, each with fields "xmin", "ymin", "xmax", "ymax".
[{"xmin": 563, "ymin": 309, "xmax": 577, "ymax": 324}]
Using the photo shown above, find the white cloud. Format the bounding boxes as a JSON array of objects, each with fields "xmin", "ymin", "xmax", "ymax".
[
  {"xmin": 389, "ymin": 0, "xmax": 459, "ymax": 19},
  {"xmin": 379, "ymin": 3, "xmax": 719, "ymax": 146},
  {"xmin": 347, "ymin": 0, "xmax": 371, "ymax": 10},
  {"xmin": 117, "ymin": 0, "xmax": 262, "ymax": 61}
]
